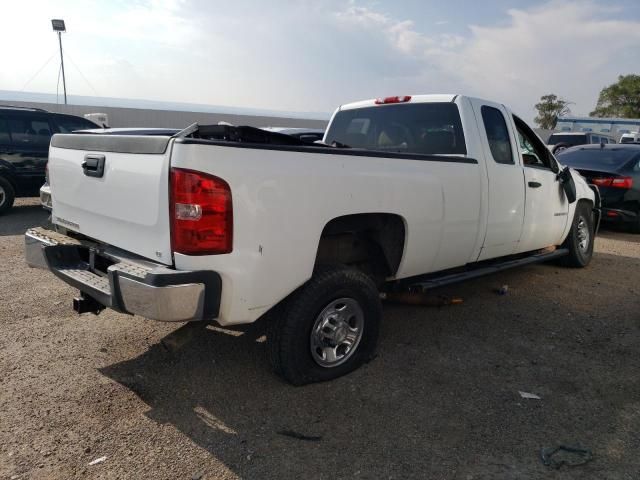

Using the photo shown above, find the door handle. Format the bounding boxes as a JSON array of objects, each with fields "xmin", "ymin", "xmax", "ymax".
[
  {"xmin": 82, "ymin": 154, "xmax": 105, "ymax": 178},
  {"xmin": 528, "ymin": 181, "xmax": 542, "ymax": 188}
]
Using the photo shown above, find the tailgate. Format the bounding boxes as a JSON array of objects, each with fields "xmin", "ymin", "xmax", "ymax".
[{"xmin": 48, "ymin": 134, "xmax": 174, "ymax": 265}]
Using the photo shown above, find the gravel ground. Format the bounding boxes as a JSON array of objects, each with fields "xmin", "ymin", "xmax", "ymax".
[{"xmin": 1, "ymin": 198, "xmax": 639, "ymax": 479}]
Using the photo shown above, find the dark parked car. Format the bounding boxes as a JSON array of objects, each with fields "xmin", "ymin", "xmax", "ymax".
[
  {"xmin": 0, "ymin": 105, "xmax": 98, "ymax": 214},
  {"xmin": 557, "ymin": 144, "xmax": 640, "ymax": 232}
]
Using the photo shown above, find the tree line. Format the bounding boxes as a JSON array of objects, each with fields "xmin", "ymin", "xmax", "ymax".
[{"xmin": 534, "ymin": 74, "xmax": 640, "ymax": 130}]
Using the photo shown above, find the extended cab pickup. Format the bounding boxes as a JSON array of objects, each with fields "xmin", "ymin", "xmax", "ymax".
[{"xmin": 25, "ymin": 95, "xmax": 599, "ymax": 385}]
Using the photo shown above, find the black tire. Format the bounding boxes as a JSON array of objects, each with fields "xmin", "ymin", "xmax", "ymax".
[
  {"xmin": 552, "ymin": 143, "xmax": 570, "ymax": 155},
  {"xmin": 560, "ymin": 201, "xmax": 594, "ymax": 268},
  {"xmin": 267, "ymin": 265, "xmax": 381, "ymax": 385},
  {"xmin": 0, "ymin": 176, "xmax": 15, "ymax": 215}
]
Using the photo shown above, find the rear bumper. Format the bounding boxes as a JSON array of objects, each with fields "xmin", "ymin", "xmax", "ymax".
[
  {"xmin": 25, "ymin": 227, "xmax": 221, "ymax": 322},
  {"xmin": 601, "ymin": 207, "xmax": 638, "ymax": 224},
  {"xmin": 39, "ymin": 183, "xmax": 52, "ymax": 211}
]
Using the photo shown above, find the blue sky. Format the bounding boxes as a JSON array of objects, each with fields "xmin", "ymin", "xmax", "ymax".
[{"xmin": 2, "ymin": 0, "xmax": 640, "ymax": 122}]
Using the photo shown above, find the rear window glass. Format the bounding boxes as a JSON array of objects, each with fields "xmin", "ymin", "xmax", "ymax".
[
  {"xmin": 7, "ymin": 116, "xmax": 52, "ymax": 147},
  {"xmin": 481, "ymin": 106, "xmax": 514, "ymax": 164},
  {"xmin": 324, "ymin": 103, "xmax": 466, "ymax": 155},
  {"xmin": 557, "ymin": 147, "xmax": 640, "ymax": 169},
  {"xmin": 548, "ymin": 134, "xmax": 587, "ymax": 146}
]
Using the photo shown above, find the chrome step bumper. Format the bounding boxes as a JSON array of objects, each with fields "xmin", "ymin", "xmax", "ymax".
[{"xmin": 25, "ymin": 227, "xmax": 221, "ymax": 322}]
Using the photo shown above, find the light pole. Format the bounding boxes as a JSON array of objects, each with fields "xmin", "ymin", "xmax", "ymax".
[{"xmin": 51, "ymin": 19, "xmax": 67, "ymax": 104}]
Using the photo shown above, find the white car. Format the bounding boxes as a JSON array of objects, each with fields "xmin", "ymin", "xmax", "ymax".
[
  {"xmin": 26, "ymin": 94, "xmax": 598, "ymax": 384},
  {"xmin": 620, "ymin": 132, "xmax": 640, "ymax": 144}
]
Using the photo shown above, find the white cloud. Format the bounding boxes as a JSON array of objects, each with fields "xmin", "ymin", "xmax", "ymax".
[
  {"xmin": 1, "ymin": 0, "xmax": 639, "ymax": 119},
  {"xmin": 332, "ymin": 1, "xmax": 640, "ymax": 120}
]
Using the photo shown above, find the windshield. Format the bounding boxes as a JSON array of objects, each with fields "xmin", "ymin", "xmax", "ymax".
[
  {"xmin": 547, "ymin": 134, "xmax": 587, "ymax": 146},
  {"xmin": 557, "ymin": 147, "xmax": 639, "ymax": 170},
  {"xmin": 620, "ymin": 137, "xmax": 637, "ymax": 144},
  {"xmin": 324, "ymin": 103, "xmax": 466, "ymax": 155}
]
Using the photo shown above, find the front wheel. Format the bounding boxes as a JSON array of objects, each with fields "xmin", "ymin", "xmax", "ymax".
[
  {"xmin": 560, "ymin": 202, "xmax": 594, "ymax": 268},
  {"xmin": 267, "ymin": 266, "xmax": 381, "ymax": 385},
  {"xmin": 0, "ymin": 176, "xmax": 15, "ymax": 215}
]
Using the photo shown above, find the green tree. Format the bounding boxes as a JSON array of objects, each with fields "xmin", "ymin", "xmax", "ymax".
[
  {"xmin": 590, "ymin": 74, "xmax": 640, "ymax": 118},
  {"xmin": 534, "ymin": 94, "xmax": 572, "ymax": 129}
]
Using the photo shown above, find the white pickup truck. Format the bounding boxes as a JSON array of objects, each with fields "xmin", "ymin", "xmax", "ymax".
[{"xmin": 25, "ymin": 94, "xmax": 599, "ymax": 385}]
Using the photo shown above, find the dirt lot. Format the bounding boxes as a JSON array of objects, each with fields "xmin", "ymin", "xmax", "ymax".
[{"xmin": 1, "ymin": 198, "xmax": 639, "ymax": 479}]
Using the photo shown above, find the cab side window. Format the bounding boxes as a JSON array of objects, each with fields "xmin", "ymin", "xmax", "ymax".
[
  {"xmin": 7, "ymin": 116, "xmax": 52, "ymax": 148},
  {"xmin": 513, "ymin": 115, "xmax": 555, "ymax": 170},
  {"xmin": 481, "ymin": 106, "xmax": 514, "ymax": 165}
]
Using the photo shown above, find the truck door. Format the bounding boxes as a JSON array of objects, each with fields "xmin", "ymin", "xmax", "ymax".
[
  {"xmin": 468, "ymin": 99, "xmax": 526, "ymax": 260},
  {"xmin": 511, "ymin": 115, "xmax": 569, "ymax": 253},
  {"xmin": 3, "ymin": 113, "xmax": 51, "ymax": 196}
]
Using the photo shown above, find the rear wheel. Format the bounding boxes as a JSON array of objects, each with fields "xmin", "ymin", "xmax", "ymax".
[
  {"xmin": 552, "ymin": 143, "xmax": 570, "ymax": 155},
  {"xmin": 268, "ymin": 266, "xmax": 381, "ymax": 385},
  {"xmin": 0, "ymin": 177, "xmax": 15, "ymax": 215},
  {"xmin": 560, "ymin": 202, "xmax": 594, "ymax": 267}
]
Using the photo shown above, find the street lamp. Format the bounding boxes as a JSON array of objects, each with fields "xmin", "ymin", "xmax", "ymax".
[{"xmin": 51, "ymin": 19, "xmax": 67, "ymax": 104}]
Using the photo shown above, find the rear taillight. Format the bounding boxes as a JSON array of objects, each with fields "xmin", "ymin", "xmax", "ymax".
[
  {"xmin": 374, "ymin": 95, "xmax": 412, "ymax": 105},
  {"xmin": 591, "ymin": 176, "xmax": 633, "ymax": 189},
  {"xmin": 170, "ymin": 168, "xmax": 233, "ymax": 255}
]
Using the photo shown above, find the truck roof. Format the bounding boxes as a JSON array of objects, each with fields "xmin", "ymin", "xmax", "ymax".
[{"xmin": 339, "ymin": 94, "xmax": 459, "ymax": 111}]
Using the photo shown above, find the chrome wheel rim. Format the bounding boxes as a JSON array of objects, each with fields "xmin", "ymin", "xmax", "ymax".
[
  {"xmin": 577, "ymin": 216, "xmax": 589, "ymax": 252},
  {"xmin": 310, "ymin": 298, "xmax": 364, "ymax": 368},
  {"xmin": 0, "ymin": 185, "xmax": 5, "ymax": 208}
]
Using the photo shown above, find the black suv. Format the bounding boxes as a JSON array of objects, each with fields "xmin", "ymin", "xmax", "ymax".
[{"xmin": 0, "ymin": 105, "xmax": 98, "ymax": 214}]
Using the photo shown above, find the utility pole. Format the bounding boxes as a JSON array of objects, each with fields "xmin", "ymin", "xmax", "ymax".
[{"xmin": 51, "ymin": 19, "xmax": 67, "ymax": 104}]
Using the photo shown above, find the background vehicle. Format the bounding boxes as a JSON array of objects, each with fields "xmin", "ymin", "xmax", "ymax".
[
  {"xmin": 261, "ymin": 127, "xmax": 325, "ymax": 143},
  {"xmin": 547, "ymin": 131, "xmax": 616, "ymax": 155},
  {"xmin": 620, "ymin": 132, "xmax": 640, "ymax": 144},
  {"xmin": 557, "ymin": 144, "xmax": 640, "ymax": 232},
  {"xmin": 26, "ymin": 94, "xmax": 597, "ymax": 385},
  {"xmin": 0, "ymin": 106, "xmax": 98, "ymax": 214},
  {"xmin": 547, "ymin": 132, "xmax": 616, "ymax": 154}
]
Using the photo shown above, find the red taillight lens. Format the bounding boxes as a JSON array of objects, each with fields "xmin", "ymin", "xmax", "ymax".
[
  {"xmin": 374, "ymin": 95, "xmax": 412, "ymax": 105},
  {"xmin": 591, "ymin": 178, "xmax": 611, "ymax": 187},
  {"xmin": 611, "ymin": 177, "xmax": 633, "ymax": 189},
  {"xmin": 170, "ymin": 168, "xmax": 232, "ymax": 255},
  {"xmin": 592, "ymin": 176, "xmax": 633, "ymax": 189}
]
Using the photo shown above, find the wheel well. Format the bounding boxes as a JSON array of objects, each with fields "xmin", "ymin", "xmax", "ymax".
[
  {"xmin": 315, "ymin": 213, "xmax": 406, "ymax": 282},
  {"xmin": 0, "ymin": 172, "xmax": 17, "ymax": 193}
]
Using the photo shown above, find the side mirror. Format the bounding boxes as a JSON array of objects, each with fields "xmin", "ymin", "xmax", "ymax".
[{"xmin": 557, "ymin": 166, "xmax": 576, "ymax": 204}]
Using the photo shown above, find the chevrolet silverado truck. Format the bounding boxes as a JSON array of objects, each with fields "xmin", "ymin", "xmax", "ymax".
[{"xmin": 25, "ymin": 94, "xmax": 599, "ymax": 385}]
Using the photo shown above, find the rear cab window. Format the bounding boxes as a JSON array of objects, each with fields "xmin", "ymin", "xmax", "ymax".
[
  {"xmin": 324, "ymin": 103, "xmax": 466, "ymax": 155},
  {"xmin": 548, "ymin": 134, "xmax": 587, "ymax": 146},
  {"xmin": 6, "ymin": 115, "xmax": 53, "ymax": 148}
]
